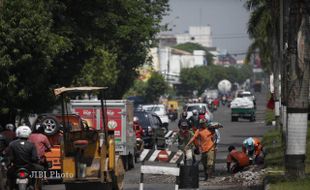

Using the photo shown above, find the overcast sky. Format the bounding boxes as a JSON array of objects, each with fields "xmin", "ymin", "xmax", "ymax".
[{"xmin": 161, "ymin": 0, "xmax": 252, "ymax": 59}]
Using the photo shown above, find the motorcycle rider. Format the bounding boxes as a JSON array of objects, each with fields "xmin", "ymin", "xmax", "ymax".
[
  {"xmin": 28, "ymin": 124, "xmax": 51, "ymax": 168},
  {"xmin": 6, "ymin": 125, "xmax": 44, "ymax": 190},
  {"xmin": 173, "ymin": 120, "xmax": 195, "ymax": 164},
  {"xmin": 0, "ymin": 123, "xmax": 16, "ymax": 145},
  {"xmin": 133, "ymin": 116, "xmax": 144, "ymax": 155},
  {"xmin": 177, "ymin": 111, "xmax": 190, "ymax": 129},
  {"xmin": 0, "ymin": 134, "xmax": 7, "ymax": 154},
  {"xmin": 188, "ymin": 109, "xmax": 199, "ymax": 132}
]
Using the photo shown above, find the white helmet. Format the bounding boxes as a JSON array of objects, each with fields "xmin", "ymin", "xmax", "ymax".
[
  {"xmin": 133, "ymin": 116, "xmax": 139, "ymax": 123},
  {"xmin": 16, "ymin": 125, "xmax": 32, "ymax": 138}
]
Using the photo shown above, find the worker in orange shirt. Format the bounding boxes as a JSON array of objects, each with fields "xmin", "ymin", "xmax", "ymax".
[
  {"xmin": 242, "ymin": 137, "xmax": 264, "ymax": 164},
  {"xmin": 185, "ymin": 118, "xmax": 215, "ymax": 180},
  {"xmin": 227, "ymin": 145, "xmax": 250, "ymax": 173}
]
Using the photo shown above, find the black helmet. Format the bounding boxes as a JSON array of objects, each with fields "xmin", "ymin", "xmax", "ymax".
[
  {"xmin": 180, "ymin": 121, "xmax": 189, "ymax": 128},
  {"xmin": 181, "ymin": 111, "xmax": 187, "ymax": 118},
  {"xmin": 228, "ymin": 145, "xmax": 235, "ymax": 152}
]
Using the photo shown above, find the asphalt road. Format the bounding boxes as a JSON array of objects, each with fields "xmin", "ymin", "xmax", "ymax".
[{"xmin": 43, "ymin": 90, "xmax": 270, "ymax": 190}]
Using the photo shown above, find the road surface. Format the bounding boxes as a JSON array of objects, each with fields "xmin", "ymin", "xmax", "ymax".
[{"xmin": 43, "ymin": 90, "xmax": 270, "ymax": 190}]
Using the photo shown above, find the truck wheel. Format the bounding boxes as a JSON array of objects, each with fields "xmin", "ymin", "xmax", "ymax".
[
  {"xmin": 40, "ymin": 116, "xmax": 60, "ymax": 136},
  {"xmin": 231, "ymin": 116, "xmax": 238, "ymax": 122},
  {"xmin": 128, "ymin": 153, "xmax": 134, "ymax": 170},
  {"xmin": 113, "ymin": 157, "xmax": 125, "ymax": 190},
  {"xmin": 120, "ymin": 156, "xmax": 129, "ymax": 171},
  {"xmin": 250, "ymin": 115, "xmax": 256, "ymax": 122}
]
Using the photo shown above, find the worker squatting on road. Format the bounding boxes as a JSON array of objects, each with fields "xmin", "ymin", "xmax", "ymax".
[
  {"xmin": 226, "ymin": 137, "xmax": 265, "ymax": 174},
  {"xmin": 242, "ymin": 137, "xmax": 264, "ymax": 164},
  {"xmin": 226, "ymin": 145, "xmax": 250, "ymax": 173}
]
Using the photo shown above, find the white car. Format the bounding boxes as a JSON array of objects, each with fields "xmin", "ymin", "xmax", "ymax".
[
  {"xmin": 185, "ymin": 103, "xmax": 213, "ymax": 122},
  {"xmin": 142, "ymin": 104, "xmax": 169, "ymax": 124}
]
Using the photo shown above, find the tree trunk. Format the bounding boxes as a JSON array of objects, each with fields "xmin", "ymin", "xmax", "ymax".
[
  {"xmin": 272, "ymin": 0, "xmax": 281, "ymax": 129},
  {"xmin": 285, "ymin": 0, "xmax": 309, "ymax": 178}
]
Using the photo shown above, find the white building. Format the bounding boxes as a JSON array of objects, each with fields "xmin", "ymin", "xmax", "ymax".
[
  {"xmin": 150, "ymin": 47, "xmax": 206, "ymax": 85},
  {"xmin": 175, "ymin": 26, "xmax": 213, "ymax": 47}
]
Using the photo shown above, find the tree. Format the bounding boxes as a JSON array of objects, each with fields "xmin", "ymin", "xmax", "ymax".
[
  {"xmin": 0, "ymin": 0, "xmax": 169, "ymax": 124},
  {"xmin": 50, "ymin": 0, "xmax": 169, "ymax": 97},
  {"xmin": 173, "ymin": 42, "xmax": 214, "ymax": 65},
  {"xmin": 144, "ymin": 72, "xmax": 169, "ymax": 103},
  {"xmin": 284, "ymin": 0, "xmax": 309, "ymax": 178},
  {"xmin": 0, "ymin": 0, "xmax": 71, "ymax": 124},
  {"xmin": 179, "ymin": 65, "xmax": 253, "ymax": 96}
]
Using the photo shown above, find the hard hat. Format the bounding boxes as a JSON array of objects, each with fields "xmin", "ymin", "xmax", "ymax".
[
  {"xmin": 243, "ymin": 137, "xmax": 254, "ymax": 151},
  {"xmin": 16, "ymin": 125, "xmax": 32, "ymax": 139}
]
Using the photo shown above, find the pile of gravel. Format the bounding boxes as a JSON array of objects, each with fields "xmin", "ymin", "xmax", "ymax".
[{"xmin": 201, "ymin": 165, "xmax": 266, "ymax": 187}]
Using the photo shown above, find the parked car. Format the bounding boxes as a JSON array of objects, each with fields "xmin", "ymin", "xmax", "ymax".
[
  {"xmin": 185, "ymin": 103, "xmax": 214, "ymax": 122},
  {"xmin": 134, "ymin": 110, "xmax": 168, "ymax": 149},
  {"xmin": 142, "ymin": 104, "xmax": 169, "ymax": 125}
]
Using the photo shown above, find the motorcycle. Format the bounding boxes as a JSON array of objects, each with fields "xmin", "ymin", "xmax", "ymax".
[
  {"xmin": 135, "ymin": 138, "xmax": 144, "ymax": 162},
  {"xmin": 0, "ymin": 154, "xmax": 8, "ymax": 190},
  {"xmin": 168, "ymin": 111, "xmax": 178, "ymax": 122},
  {"xmin": 8, "ymin": 165, "xmax": 44, "ymax": 190},
  {"xmin": 15, "ymin": 168, "xmax": 33, "ymax": 190}
]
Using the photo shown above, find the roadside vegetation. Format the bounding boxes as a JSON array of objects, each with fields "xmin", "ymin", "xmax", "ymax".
[
  {"xmin": 262, "ymin": 122, "xmax": 310, "ymax": 189},
  {"xmin": 0, "ymin": 0, "xmax": 169, "ymax": 124}
]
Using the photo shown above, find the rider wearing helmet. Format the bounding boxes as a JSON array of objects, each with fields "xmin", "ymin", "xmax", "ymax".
[
  {"xmin": 6, "ymin": 125, "xmax": 44, "ymax": 189},
  {"xmin": 133, "ymin": 116, "xmax": 143, "ymax": 139},
  {"xmin": 0, "ymin": 123, "xmax": 16, "ymax": 144},
  {"xmin": 242, "ymin": 137, "xmax": 263, "ymax": 164},
  {"xmin": 7, "ymin": 125, "xmax": 38, "ymax": 166},
  {"xmin": 28, "ymin": 124, "xmax": 51, "ymax": 165},
  {"xmin": 188, "ymin": 109, "xmax": 199, "ymax": 132},
  {"xmin": 178, "ymin": 111, "xmax": 190, "ymax": 129},
  {"xmin": 173, "ymin": 120, "xmax": 195, "ymax": 164}
]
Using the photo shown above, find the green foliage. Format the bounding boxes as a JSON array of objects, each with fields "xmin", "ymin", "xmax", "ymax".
[
  {"xmin": 174, "ymin": 42, "xmax": 213, "ymax": 65},
  {"xmin": 261, "ymin": 129, "xmax": 284, "ymax": 168},
  {"xmin": 179, "ymin": 64, "xmax": 253, "ymax": 96},
  {"xmin": 144, "ymin": 72, "xmax": 169, "ymax": 103},
  {"xmin": 269, "ymin": 178, "xmax": 310, "ymax": 190},
  {"xmin": 0, "ymin": 0, "xmax": 169, "ymax": 123},
  {"xmin": 0, "ymin": 0, "xmax": 71, "ymax": 120},
  {"xmin": 244, "ymin": 0, "xmax": 274, "ymax": 72},
  {"xmin": 123, "ymin": 80, "xmax": 148, "ymax": 98},
  {"xmin": 124, "ymin": 72, "xmax": 169, "ymax": 103},
  {"xmin": 75, "ymin": 48, "xmax": 118, "ymax": 87}
]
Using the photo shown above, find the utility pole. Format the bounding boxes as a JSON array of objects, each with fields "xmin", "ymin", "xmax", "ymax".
[{"xmin": 285, "ymin": 0, "xmax": 309, "ymax": 178}]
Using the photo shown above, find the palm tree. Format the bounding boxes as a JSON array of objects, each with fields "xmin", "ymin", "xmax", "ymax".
[{"xmin": 245, "ymin": 0, "xmax": 281, "ymax": 130}]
